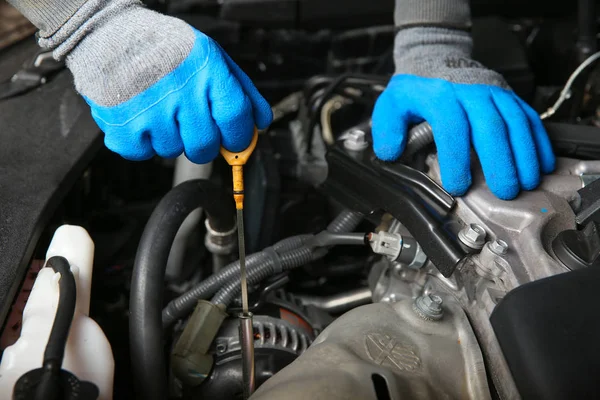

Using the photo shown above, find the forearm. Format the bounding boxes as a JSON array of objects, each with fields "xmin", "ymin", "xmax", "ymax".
[{"xmin": 394, "ymin": 0, "xmax": 471, "ymax": 30}]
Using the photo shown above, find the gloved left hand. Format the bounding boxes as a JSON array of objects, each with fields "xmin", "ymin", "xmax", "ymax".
[
  {"xmin": 39, "ymin": 0, "xmax": 272, "ymax": 163},
  {"xmin": 372, "ymin": 27, "xmax": 555, "ymax": 200}
]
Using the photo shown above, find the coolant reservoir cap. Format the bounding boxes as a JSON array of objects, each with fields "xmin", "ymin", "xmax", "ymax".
[{"xmin": 13, "ymin": 368, "xmax": 99, "ymax": 399}]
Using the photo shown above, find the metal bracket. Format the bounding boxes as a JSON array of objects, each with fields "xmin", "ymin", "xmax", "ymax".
[{"xmin": 0, "ymin": 50, "xmax": 65, "ymax": 101}]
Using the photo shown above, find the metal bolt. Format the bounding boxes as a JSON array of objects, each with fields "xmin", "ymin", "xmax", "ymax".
[
  {"xmin": 216, "ymin": 341, "xmax": 228, "ymax": 354},
  {"xmin": 343, "ymin": 129, "xmax": 369, "ymax": 151},
  {"xmin": 413, "ymin": 293, "xmax": 444, "ymax": 321},
  {"xmin": 458, "ymin": 224, "xmax": 486, "ymax": 250},
  {"xmin": 489, "ymin": 239, "xmax": 508, "ymax": 256}
]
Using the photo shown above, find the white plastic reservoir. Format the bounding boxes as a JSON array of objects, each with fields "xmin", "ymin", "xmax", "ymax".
[{"xmin": 0, "ymin": 225, "xmax": 114, "ymax": 399}]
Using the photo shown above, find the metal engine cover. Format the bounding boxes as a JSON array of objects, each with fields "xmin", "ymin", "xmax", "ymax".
[{"xmin": 251, "ymin": 298, "xmax": 490, "ymax": 400}]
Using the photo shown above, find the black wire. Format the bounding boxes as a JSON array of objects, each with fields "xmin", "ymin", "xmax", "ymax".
[
  {"xmin": 35, "ymin": 256, "xmax": 77, "ymax": 400},
  {"xmin": 305, "ymin": 74, "xmax": 389, "ymax": 155}
]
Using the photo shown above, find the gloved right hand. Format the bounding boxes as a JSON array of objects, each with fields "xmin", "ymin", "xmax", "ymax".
[
  {"xmin": 372, "ymin": 27, "xmax": 555, "ymax": 200},
  {"xmin": 38, "ymin": 0, "xmax": 272, "ymax": 163}
]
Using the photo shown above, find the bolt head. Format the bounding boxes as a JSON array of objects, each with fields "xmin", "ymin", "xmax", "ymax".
[
  {"xmin": 414, "ymin": 293, "xmax": 444, "ymax": 320},
  {"xmin": 458, "ymin": 224, "xmax": 486, "ymax": 249},
  {"xmin": 489, "ymin": 239, "xmax": 508, "ymax": 255},
  {"xmin": 343, "ymin": 129, "xmax": 369, "ymax": 151},
  {"xmin": 216, "ymin": 341, "xmax": 227, "ymax": 353},
  {"xmin": 422, "ymin": 294, "xmax": 443, "ymax": 311}
]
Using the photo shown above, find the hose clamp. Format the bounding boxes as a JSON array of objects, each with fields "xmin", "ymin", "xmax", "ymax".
[{"xmin": 205, "ymin": 219, "xmax": 237, "ymax": 255}]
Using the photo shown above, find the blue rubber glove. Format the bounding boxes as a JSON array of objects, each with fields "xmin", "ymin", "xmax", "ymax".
[
  {"xmin": 39, "ymin": 1, "xmax": 272, "ymax": 163},
  {"xmin": 372, "ymin": 27, "xmax": 555, "ymax": 200}
]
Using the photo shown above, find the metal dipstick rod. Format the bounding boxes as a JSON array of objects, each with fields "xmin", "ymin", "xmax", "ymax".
[{"xmin": 220, "ymin": 129, "xmax": 259, "ymax": 399}]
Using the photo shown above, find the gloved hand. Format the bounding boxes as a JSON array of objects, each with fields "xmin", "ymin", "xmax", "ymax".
[
  {"xmin": 372, "ymin": 27, "xmax": 555, "ymax": 200},
  {"xmin": 38, "ymin": 0, "xmax": 272, "ymax": 163}
]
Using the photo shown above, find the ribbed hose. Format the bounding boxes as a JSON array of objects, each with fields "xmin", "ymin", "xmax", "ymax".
[
  {"xmin": 163, "ymin": 211, "xmax": 363, "ymax": 326},
  {"xmin": 211, "ymin": 246, "xmax": 315, "ymax": 305},
  {"xmin": 162, "ymin": 235, "xmax": 313, "ymax": 328},
  {"xmin": 404, "ymin": 122, "xmax": 434, "ymax": 157},
  {"xmin": 327, "ymin": 210, "xmax": 363, "ymax": 233},
  {"xmin": 211, "ymin": 212, "xmax": 365, "ymax": 307},
  {"xmin": 162, "ymin": 252, "xmax": 268, "ymax": 327},
  {"xmin": 272, "ymin": 234, "xmax": 313, "ymax": 252}
]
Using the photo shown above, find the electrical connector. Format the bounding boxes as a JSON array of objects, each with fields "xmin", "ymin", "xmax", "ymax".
[{"xmin": 368, "ymin": 232, "xmax": 403, "ymax": 261}]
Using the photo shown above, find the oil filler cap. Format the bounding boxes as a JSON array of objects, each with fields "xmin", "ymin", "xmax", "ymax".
[{"xmin": 553, "ymin": 221, "xmax": 600, "ymax": 270}]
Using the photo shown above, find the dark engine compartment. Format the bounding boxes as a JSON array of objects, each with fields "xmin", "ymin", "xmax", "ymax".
[{"xmin": 2, "ymin": 1, "xmax": 600, "ymax": 399}]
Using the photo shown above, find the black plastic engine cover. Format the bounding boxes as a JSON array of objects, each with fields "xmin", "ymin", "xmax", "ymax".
[
  {"xmin": 0, "ymin": 40, "xmax": 102, "ymax": 328},
  {"xmin": 322, "ymin": 144, "xmax": 464, "ymax": 277},
  {"xmin": 491, "ymin": 266, "xmax": 600, "ymax": 400}
]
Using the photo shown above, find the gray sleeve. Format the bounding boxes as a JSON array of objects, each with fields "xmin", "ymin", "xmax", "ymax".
[
  {"xmin": 394, "ymin": 0, "xmax": 471, "ymax": 30},
  {"xmin": 10, "ymin": 0, "xmax": 143, "ymax": 57},
  {"xmin": 7, "ymin": 0, "xmax": 88, "ymax": 37}
]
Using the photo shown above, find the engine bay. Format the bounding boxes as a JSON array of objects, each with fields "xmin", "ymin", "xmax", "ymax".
[{"xmin": 2, "ymin": 1, "xmax": 600, "ymax": 399}]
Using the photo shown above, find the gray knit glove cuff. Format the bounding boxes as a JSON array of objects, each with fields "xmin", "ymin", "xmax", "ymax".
[{"xmin": 393, "ymin": 27, "xmax": 510, "ymax": 90}]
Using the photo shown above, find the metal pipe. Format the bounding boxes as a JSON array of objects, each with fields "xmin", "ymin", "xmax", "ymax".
[
  {"xmin": 296, "ymin": 287, "xmax": 372, "ymax": 314},
  {"xmin": 166, "ymin": 158, "xmax": 213, "ymax": 282},
  {"xmin": 239, "ymin": 313, "xmax": 255, "ymax": 399},
  {"xmin": 212, "ymin": 253, "xmax": 231, "ymax": 274}
]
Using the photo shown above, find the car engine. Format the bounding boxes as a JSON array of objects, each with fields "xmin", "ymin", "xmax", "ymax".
[{"xmin": 1, "ymin": 0, "xmax": 600, "ymax": 399}]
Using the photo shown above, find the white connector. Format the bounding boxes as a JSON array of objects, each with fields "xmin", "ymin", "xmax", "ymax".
[{"xmin": 368, "ymin": 231, "xmax": 403, "ymax": 261}]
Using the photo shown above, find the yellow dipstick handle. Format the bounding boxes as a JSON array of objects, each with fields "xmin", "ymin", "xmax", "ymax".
[{"xmin": 220, "ymin": 128, "xmax": 259, "ymax": 210}]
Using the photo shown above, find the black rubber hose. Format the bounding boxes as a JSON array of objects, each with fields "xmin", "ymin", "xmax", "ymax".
[
  {"xmin": 129, "ymin": 180, "xmax": 235, "ymax": 400},
  {"xmin": 36, "ymin": 256, "xmax": 77, "ymax": 400},
  {"xmin": 161, "ymin": 234, "xmax": 313, "ymax": 328},
  {"xmin": 42, "ymin": 256, "xmax": 77, "ymax": 371},
  {"xmin": 404, "ymin": 122, "xmax": 434, "ymax": 157},
  {"xmin": 310, "ymin": 232, "xmax": 367, "ymax": 247},
  {"xmin": 576, "ymin": 0, "xmax": 597, "ymax": 63}
]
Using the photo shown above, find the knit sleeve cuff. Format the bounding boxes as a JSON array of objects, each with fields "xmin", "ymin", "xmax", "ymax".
[
  {"xmin": 7, "ymin": 0, "xmax": 88, "ymax": 36},
  {"xmin": 394, "ymin": 0, "xmax": 471, "ymax": 31}
]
